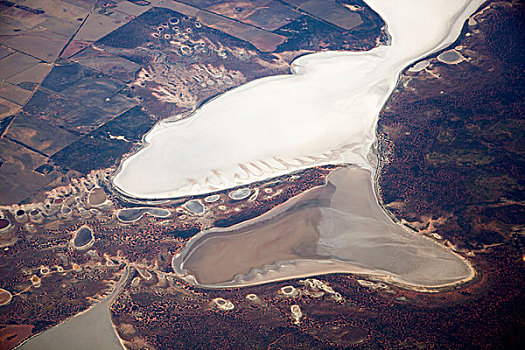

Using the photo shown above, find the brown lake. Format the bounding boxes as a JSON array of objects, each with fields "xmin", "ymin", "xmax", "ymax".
[{"xmin": 173, "ymin": 168, "xmax": 474, "ymax": 289}]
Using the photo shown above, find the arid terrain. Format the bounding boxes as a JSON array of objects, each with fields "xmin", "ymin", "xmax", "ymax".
[{"xmin": 0, "ymin": 1, "xmax": 523, "ymax": 349}]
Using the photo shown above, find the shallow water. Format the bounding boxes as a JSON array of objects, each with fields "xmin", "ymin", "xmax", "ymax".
[
  {"xmin": 173, "ymin": 168, "xmax": 473, "ymax": 289},
  {"xmin": 437, "ymin": 49, "xmax": 464, "ymax": 64},
  {"xmin": 185, "ymin": 200, "xmax": 204, "ymax": 215},
  {"xmin": 229, "ymin": 188, "xmax": 251, "ymax": 200},
  {"xmin": 18, "ymin": 268, "xmax": 129, "ymax": 350},
  {"xmin": 204, "ymin": 194, "xmax": 220, "ymax": 203},
  {"xmin": 116, "ymin": 207, "xmax": 170, "ymax": 223},
  {"xmin": 18, "ymin": 303, "xmax": 122, "ymax": 350},
  {"xmin": 74, "ymin": 227, "xmax": 93, "ymax": 247},
  {"xmin": 116, "ymin": 208, "xmax": 145, "ymax": 222}
]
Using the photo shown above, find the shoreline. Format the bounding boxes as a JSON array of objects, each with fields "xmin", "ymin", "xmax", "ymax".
[
  {"xmin": 111, "ymin": 0, "xmax": 486, "ymax": 201},
  {"xmin": 16, "ymin": 266, "xmax": 130, "ymax": 350},
  {"xmin": 136, "ymin": 0, "xmax": 483, "ymax": 292},
  {"xmin": 172, "ymin": 166, "xmax": 476, "ymax": 292}
]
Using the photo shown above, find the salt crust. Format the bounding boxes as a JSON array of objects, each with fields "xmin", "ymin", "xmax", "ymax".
[{"xmin": 113, "ymin": 0, "xmax": 485, "ymax": 199}]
